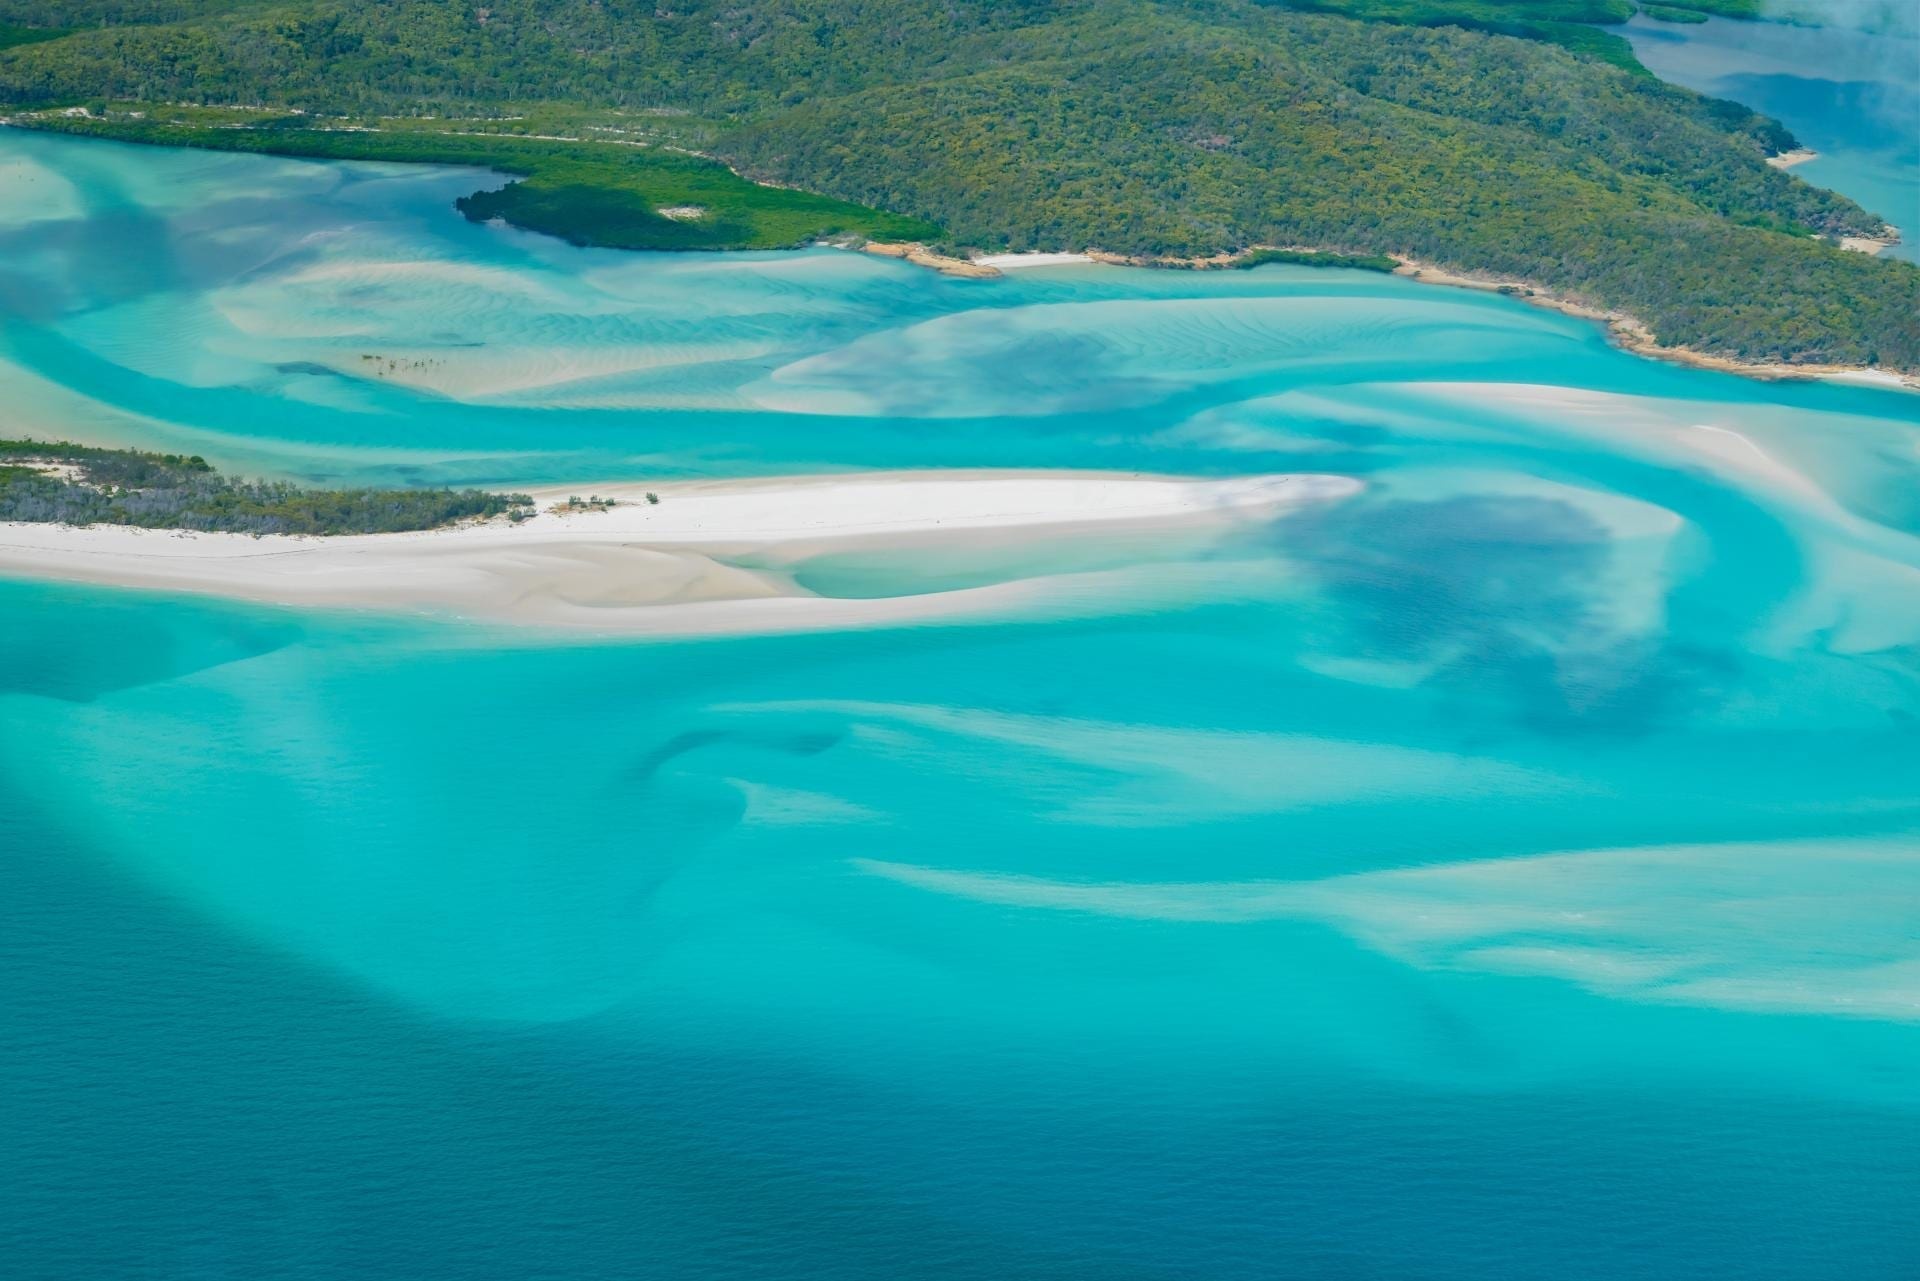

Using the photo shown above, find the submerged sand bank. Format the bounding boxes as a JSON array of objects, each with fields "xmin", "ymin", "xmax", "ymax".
[{"xmin": 0, "ymin": 470, "xmax": 1359, "ymax": 634}]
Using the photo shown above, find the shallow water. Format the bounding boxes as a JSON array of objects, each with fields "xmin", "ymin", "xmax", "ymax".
[
  {"xmin": 3, "ymin": 130, "xmax": 1919, "ymax": 1278},
  {"xmin": 1625, "ymin": 12, "xmax": 1920, "ymax": 260}
]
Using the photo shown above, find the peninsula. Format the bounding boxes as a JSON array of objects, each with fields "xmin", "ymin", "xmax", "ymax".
[{"xmin": 0, "ymin": 0, "xmax": 1913, "ymax": 372}]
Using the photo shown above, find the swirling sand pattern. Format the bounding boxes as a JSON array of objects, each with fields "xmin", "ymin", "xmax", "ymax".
[{"xmin": 2, "ymin": 130, "xmax": 1919, "ymax": 1279}]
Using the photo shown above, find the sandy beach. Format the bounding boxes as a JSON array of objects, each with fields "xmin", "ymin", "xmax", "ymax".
[
  {"xmin": 1840, "ymin": 228, "xmax": 1900, "ymax": 256},
  {"xmin": 973, "ymin": 252, "xmax": 1096, "ymax": 269},
  {"xmin": 0, "ymin": 469, "xmax": 1359, "ymax": 634}
]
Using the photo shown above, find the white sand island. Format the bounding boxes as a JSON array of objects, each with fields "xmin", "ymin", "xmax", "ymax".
[{"xmin": 0, "ymin": 470, "xmax": 1360, "ymax": 635}]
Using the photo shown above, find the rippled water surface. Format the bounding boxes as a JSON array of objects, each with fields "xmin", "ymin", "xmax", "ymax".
[{"xmin": 3, "ymin": 130, "xmax": 1919, "ymax": 1279}]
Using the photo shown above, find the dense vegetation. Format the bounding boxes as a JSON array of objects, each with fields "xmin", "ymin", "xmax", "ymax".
[
  {"xmin": 0, "ymin": 439, "xmax": 533, "ymax": 534},
  {"xmin": 1235, "ymin": 248, "xmax": 1400, "ymax": 271},
  {"xmin": 1638, "ymin": 4, "xmax": 1710, "ymax": 21},
  {"xmin": 1646, "ymin": 0, "xmax": 1760, "ymax": 13},
  {"xmin": 1279, "ymin": 0, "xmax": 1645, "ymax": 68},
  {"xmin": 1276, "ymin": 1, "xmax": 1781, "ymax": 61},
  {"xmin": 0, "ymin": 20, "xmax": 65, "ymax": 49},
  {"xmin": 0, "ymin": 0, "xmax": 1913, "ymax": 369}
]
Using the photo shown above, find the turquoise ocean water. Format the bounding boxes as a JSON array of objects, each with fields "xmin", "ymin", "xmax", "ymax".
[{"xmin": 3, "ymin": 128, "xmax": 1919, "ymax": 1277}]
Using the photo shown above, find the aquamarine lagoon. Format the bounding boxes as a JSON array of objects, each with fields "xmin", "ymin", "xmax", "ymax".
[{"xmin": 3, "ymin": 129, "xmax": 1918, "ymax": 1278}]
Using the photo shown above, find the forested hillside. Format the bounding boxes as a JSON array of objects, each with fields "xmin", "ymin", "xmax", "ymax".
[{"xmin": 0, "ymin": 0, "xmax": 1913, "ymax": 370}]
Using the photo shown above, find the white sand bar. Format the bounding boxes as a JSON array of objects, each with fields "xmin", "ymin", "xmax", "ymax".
[
  {"xmin": 0, "ymin": 470, "xmax": 1359, "ymax": 635},
  {"xmin": 971, "ymin": 252, "xmax": 1096, "ymax": 269}
]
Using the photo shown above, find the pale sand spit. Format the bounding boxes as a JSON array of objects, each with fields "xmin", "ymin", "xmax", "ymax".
[
  {"xmin": 971, "ymin": 252, "xmax": 1096, "ymax": 269},
  {"xmin": 0, "ymin": 469, "xmax": 1360, "ymax": 635}
]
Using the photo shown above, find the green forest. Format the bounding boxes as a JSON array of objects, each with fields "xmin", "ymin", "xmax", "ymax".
[
  {"xmin": 0, "ymin": 0, "xmax": 1913, "ymax": 370},
  {"xmin": 1287, "ymin": 1, "xmax": 1771, "ymax": 67},
  {"xmin": 0, "ymin": 439, "xmax": 533, "ymax": 534},
  {"xmin": 0, "ymin": 22, "xmax": 67, "ymax": 50}
]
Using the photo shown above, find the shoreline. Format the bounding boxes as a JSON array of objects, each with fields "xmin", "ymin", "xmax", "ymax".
[
  {"xmin": 860, "ymin": 241, "xmax": 1001, "ymax": 278},
  {"xmin": 1387, "ymin": 258, "xmax": 1919, "ymax": 392},
  {"xmin": 848, "ymin": 241, "xmax": 1917, "ymax": 392},
  {"xmin": 0, "ymin": 469, "xmax": 1359, "ymax": 635},
  {"xmin": 14, "ymin": 123, "xmax": 1906, "ymax": 390},
  {"xmin": 1839, "ymin": 227, "xmax": 1900, "ymax": 256}
]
